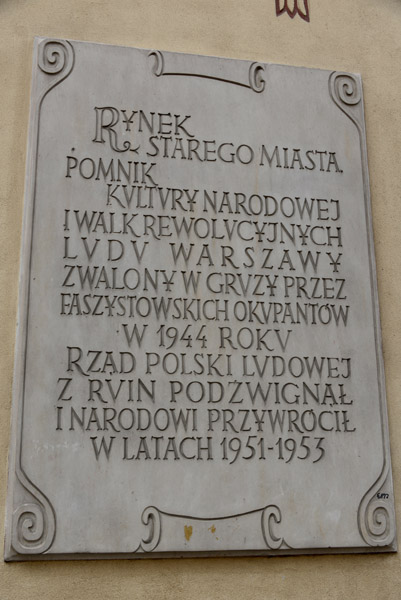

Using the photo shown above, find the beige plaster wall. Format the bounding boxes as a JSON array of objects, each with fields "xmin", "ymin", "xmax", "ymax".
[{"xmin": 1, "ymin": 1, "xmax": 401, "ymax": 598}]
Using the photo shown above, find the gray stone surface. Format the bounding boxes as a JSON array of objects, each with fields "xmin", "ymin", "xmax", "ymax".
[{"xmin": 4, "ymin": 37, "xmax": 396, "ymax": 560}]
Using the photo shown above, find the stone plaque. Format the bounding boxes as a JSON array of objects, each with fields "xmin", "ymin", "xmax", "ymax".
[{"xmin": 5, "ymin": 38, "xmax": 396, "ymax": 560}]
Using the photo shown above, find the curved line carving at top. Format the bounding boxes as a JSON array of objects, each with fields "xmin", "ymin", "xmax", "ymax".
[
  {"xmin": 329, "ymin": 70, "xmax": 395, "ymax": 549},
  {"xmin": 148, "ymin": 50, "xmax": 265, "ymax": 93},
  {"xmin": 11, "ymin": 38, "xmax": 75, "ymax": 557}
]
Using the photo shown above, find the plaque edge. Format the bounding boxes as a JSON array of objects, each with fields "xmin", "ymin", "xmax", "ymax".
[{"xmin": 4, "ymin": 38, "xmax": 397, "ymax": 561}]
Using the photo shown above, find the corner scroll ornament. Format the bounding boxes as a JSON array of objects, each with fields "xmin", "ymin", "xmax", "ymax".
[
  {"xmin": 11, "ymin": 468, "xmax": 56, "ymax": 555},
  {"xmin": 329, "ymin": 72, "xmax": 362, "ymax": 132},
  {"xmin": 330, "ymin": 70, "xmax": 396, "ymax": 549},
  {"xmin": 139, "ymin": 504, "xmax": 289, "ymax": 553},
  {"xmin": 358, "ymin": 465, "xmax": 396, "ymax": 547},
  {"xmin": 8, "ymin": 38, "xmax": 75, "ymax": 558},
  {"xmin": 37, "ymin": 39, "xmax": 75, "ymax": 101},
  {"xmin": 148, "ymin": 50, "xmax": 265, "ymax": 93}
]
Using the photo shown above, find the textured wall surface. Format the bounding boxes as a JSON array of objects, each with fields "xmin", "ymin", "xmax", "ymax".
[{"xmin": 1, "ymin": 1, "xmax": 401, "ymax": 598}]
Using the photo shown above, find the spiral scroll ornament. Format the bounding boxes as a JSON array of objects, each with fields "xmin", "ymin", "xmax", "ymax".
[
  {"xmin": 329, "ymin": 72, "xmax": 362, "ymax": 131},
  {"xmin": 37, "ymin": 39, "xmax": 75, "ymax": 100},
  {"xmin": 261, "ymin": 505, "xmax": 284, "ymax": 549},
  {"xmin": 11, "ymin": 492, "xmax": 56, "ymax": 555},
  {"xmin": 331, "ymin": 73, "xmax": 361, "ymax": 106},
  {"xmin": 148, "ymin": 50, "xmax": 164, "ymax": 77},
  {"xmin": 358, "ymin": 467, "xmax": 396, "ymax": 547},
  {"xmin": 249, "ymin": 63, "xmax": 266, "ymax": 93},
  {"xmin": 141, "ymin": 506, "xmax": 162, "ymax": 551},
  {"xmin": 38, "ymin": 40, "xmax": 70, "ymax": 74}
]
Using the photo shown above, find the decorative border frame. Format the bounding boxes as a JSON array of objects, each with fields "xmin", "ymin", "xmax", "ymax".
[
  {"xmin": 4, "ymin": 40, "xmax": 396, "ymax": 560},
  {"xmin": 5, "ymin": 39, "xmax": 75, "ymax": 559},
  {"xmin": 329, "ymin": 72, "xmax": 396, "ymax": 548}
]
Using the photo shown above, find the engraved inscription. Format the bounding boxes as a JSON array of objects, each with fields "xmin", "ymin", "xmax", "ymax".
[
  {"xmin": 56, "ymin": 104, "xmax": 351, "ymax": 471},
  {"xmin": 5, "ymin": 39, "xmax": 396, "ymax": 559}
]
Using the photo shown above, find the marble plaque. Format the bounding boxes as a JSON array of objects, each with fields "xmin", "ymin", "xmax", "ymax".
[{"xmin": 4, "ymin": 38, "xmax": 396, "ymax": 560}]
